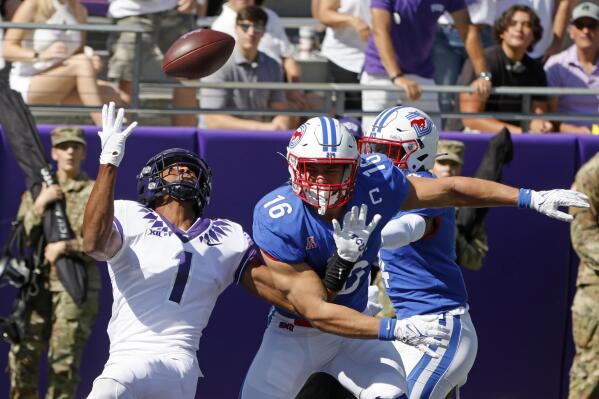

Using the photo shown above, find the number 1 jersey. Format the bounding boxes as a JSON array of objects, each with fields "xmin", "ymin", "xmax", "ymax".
[{"xmin": 106, "ymin": 200, "xmax": 256, "ymax": 357}]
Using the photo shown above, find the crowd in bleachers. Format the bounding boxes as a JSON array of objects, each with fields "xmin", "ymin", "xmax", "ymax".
[{"xmin": 0, "ymin": 0, "xmax": 598, "ymax": 133}]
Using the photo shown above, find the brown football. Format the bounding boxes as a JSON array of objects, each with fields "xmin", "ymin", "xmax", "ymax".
[{"xmin": 162, "ymin": 29, "xmax": 235, "ymax": 79}]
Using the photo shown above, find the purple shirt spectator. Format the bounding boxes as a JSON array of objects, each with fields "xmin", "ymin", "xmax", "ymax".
[
  {"xmin": 544, "ymin": 45, "xmax": 599, "ymax": 128},
  {"xmin": 364, "ymin": 0, "xmax": 466, "ymax": 78}
]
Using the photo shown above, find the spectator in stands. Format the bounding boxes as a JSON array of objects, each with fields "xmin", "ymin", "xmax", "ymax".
[
  {"xmin": 315, "ymin": 0, "xmax": 370, "ymax": 113},
  {"xmin": 0, "ymin": 0, "xmax": 21, "ymax": 85},
  {"xmin": 545, "ymin": 2, "xmax": 599, "ymax": 134},
  {"xmin": 508, "ymin": 0, "xmax": 576, "ymax": 63},
  {"xmin": 200, "ymin": 5, "xmax": 292, "ymax": 131},
  {"xmin": 362, "ymin": 0, "xmax": 492, "ymax": 131},
  {"xmin": 568, "ymin": 151, "xmax": 599, "ymax": 399},
  {"xmin": 211, "ymin": 0, "xmax": 307, "ymax": 109},
  {"xmin": 106, "ymin": 0, "xmax": 200, "ymax": 126},
  {"xmin": 2, "ymin": 0, "xmax": 121, "ymax": 126},
  {"xmin": 432, "ymin": 2, "xmax": 495, "ymax": 130},
  {"xmin": 459, "ymin": 5, "xmax": 554, "ymax": 134}
]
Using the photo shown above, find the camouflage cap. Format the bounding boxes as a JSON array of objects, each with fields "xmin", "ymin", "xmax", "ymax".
[
  {"xmin": 436, "ymin": 140, "xmax": 465, "ymax": 164},
  {"xmin": 51, "ymin": 126, "xmax": 86, "ymax": 147}
]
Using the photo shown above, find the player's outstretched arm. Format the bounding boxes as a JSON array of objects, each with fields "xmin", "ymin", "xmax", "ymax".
[
  {"xmin": 83, "ymin": 102, "xmax": 137, "ymax": 260},
  {"xmin": 240, "ymin": 257, "xmax": 296, "ymax": 314},
  {"xmin": 262, "ymin": 250, "xmax": 449, "ymax": 357},
  {"xmin": 402, "ymin": 176, "xmax": 589, "ymax": 222}
]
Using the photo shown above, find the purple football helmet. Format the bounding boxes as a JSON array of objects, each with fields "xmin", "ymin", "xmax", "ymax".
[{"xmin": 137, "ymin": 148, "xmax": 212, "ymax": 215}]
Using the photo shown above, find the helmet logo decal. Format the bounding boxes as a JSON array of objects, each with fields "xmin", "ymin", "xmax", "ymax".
[
  {"xmin": 406, "ymin": 111, "xmax": 432, "ymax": 137},
  {"xmin": 289, "ymin": 124, "xmax": 306, "ymax": 149}
]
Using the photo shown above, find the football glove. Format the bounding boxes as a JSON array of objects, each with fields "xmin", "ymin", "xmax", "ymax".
[
  {"xmin": 98, "ymin": 102, "xmax": 137, "ymax": 167},
  {"xmin": 332, "ymin": 204, "xmax": 381, "ymax": 262},
  {"xmin": 518, "ymin": 189, "xmax": 589, "ymax": 222},
  {"xmin": 379, "ymin": 315, "xmax": 450, "ymax": 358}
]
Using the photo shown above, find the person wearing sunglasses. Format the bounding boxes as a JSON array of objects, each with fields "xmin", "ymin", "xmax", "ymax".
[
  {"xmin": 545, "ymin": 2, "xmax": 599, "ymax": 134},
  {"xmin": 200, "ymin": 5, "xmax": 292, "ymax": 131}
]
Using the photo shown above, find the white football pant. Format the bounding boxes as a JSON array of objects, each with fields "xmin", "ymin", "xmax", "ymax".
[
  {"xmin": 86, "ymin": 352, "xmax": 200, "ymax": 399},
  {"xmin": 393, "ymin": 308, "xmax": 477, "ymax": 399},
  {"xmin": 241, "ymin": 311, "xmax": 409, "ymax": 399}
]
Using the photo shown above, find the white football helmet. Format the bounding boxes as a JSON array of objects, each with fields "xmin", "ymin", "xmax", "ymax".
[
  {"xmin": 360, "ymin": 106, "xmax": 439, "ymax": 172},
  {"xmin": 287, "ymin": 116, "xmax": 359, "ymax": 215}
]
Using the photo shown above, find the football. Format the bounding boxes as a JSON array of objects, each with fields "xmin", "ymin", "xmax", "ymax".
[{"xmin": 162, "ymin": 29, "xmax": 235, "ymax": 80}]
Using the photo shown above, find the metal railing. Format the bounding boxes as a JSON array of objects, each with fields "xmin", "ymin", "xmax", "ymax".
[
  {"xmin": 1, "ymin": 21, "xmax": 598, "ymax": 131},
  {"xmin": 0, "ymin": 21, "xmax": 147, "ymax": 109}
]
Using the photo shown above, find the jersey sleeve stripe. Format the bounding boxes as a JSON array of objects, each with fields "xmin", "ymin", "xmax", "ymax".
[
  {"xmin": 234, "ymin": 244, "xmax": 258, "ymax": 285},
  {"xmin": 113, "ymin": 216, "xmax": 124, "ymax": 239}
]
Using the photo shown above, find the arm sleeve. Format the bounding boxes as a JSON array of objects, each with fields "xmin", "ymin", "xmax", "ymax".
[
  {"xmin": 16, "ymin": 191, "xmax": 43, "ymax": 238},
  {"xmin": 543, "ymin": 57, "xmax": 560, "ymax": 88},
  {"xmin": 252, "ymin": 202, "xmax": 305, "ymax": 263},
  {"xmin": 381, "ymin": 213, "xmax": 427, "ymax": 249},
  {"xmin": 570, "ymin": 160, "xmax": 599, "ymax": 271}
]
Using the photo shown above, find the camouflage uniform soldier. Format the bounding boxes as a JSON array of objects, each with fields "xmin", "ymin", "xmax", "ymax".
[
  {"xmin": 569, "ymin": 152, "xmax": 599, "ymax": 399},
  {"xmin": 433, "ymin": 140, "xmax": 489, "ymax": 271},
  {"xmin": 9, "ymin": 127, "xmax": 101, "ymax": 399}
]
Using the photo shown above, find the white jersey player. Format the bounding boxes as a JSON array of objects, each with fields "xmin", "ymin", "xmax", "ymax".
[{"xmin": 82, "ymin": 103, "xmax": 290, "ymax": 399}]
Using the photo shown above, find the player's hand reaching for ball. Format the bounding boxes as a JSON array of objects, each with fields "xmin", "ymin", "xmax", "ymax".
[
  {"xmin": 332, "ymin": 204, "xmax": 381, "ymax": 262},
  {"xmin": 98, "ymin": 102, "xmax": 137, "ymax": 167}
]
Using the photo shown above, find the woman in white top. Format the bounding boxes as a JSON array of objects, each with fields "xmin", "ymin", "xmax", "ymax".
[{"xmin": 3, "ymin": 0, "xmax": 120, "ymax": 125}]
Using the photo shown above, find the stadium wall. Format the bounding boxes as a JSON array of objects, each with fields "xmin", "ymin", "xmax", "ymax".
[{"xmin": 1, "ymin": 127, "xmax": 598, "ymax": 398}]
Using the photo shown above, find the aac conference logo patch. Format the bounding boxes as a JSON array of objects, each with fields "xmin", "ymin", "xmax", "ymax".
[{"xmin": 289, "ymin": 124, "xmax": 307, "ymax": 149}]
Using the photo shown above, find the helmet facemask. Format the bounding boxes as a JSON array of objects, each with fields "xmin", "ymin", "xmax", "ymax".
[
  {"xmin": 358, "ymin": 137, "xmax": 420, "ymax": 169},
  {"xmin": 288, "ymin": 155, "xmax": 358, "ymax": 215},
  {"xmin": 137, "ymin": 149, "xmax": 212, "ymax": 216},
  {"xmin": 286, "ymin": 117, "xmax": 360, "ymax": 215}
]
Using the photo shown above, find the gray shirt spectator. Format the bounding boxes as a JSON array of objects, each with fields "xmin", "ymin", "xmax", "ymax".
[
  {"xmin": 201, "ymin": 49, "xmax": 286, "ymax": 125},
  {"xmin": 201, "ymin": 5, "xmax": 292, "ymax": 131}
]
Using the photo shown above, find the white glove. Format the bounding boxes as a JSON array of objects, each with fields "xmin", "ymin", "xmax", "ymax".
[
  {"xmin": 519, "ymin": 189, "xmax": 589, "ymax": 222},
  {"xmin": 98, "ymin": 102, "xmax": 138, "ymax": 167},
  {"xmin": 394, "ymin": 315, "xmax": 450, "ymax": 358},
  {"xmin": 332, "ymin": 204, "xmax": 381, "ymax": 262}
]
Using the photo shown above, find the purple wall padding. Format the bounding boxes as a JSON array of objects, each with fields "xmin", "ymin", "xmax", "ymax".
[{"xmin": 0, "ymin": 127, "xmax": 598, "ymax": 399}]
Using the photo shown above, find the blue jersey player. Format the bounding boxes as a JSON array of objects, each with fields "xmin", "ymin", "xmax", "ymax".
[
  {"xmin": 240, "ymin": 116, "xmax": 589, "ymax": 399},
  {"xmin": 361, "ymin": 106, "xmax": 476, "ymax": 398}
]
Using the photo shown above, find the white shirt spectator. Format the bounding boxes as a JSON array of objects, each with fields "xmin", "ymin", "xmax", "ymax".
[
  {"xmin": 108, "ymin": 0, "xmax": 179, "ymax": 19},
  {"xmin": 320, "ymin": 0, "xmax": 371, "ymax": 73},
  {"xmin": 211, "ymin": 2, "xmax": 294, "ymax": 63}
]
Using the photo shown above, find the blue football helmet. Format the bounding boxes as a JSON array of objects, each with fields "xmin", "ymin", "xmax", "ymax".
[{"xmin": 137, "ymin": 148, "xmax": 212, "ymax": 215}]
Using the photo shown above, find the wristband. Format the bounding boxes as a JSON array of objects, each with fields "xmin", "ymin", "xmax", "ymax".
[
  {"xmin": 323, "ymin": 252, "xmax": 355, "ymax": 292},
  {"xmin": 378, "ymin": 318, "xmax": 397, "ymax": 341},
  {"xmin": 517, "ymin": 188, "xmax": 533, "ymax": 209},
  {"xmin": 390, "ymin": 72, "xmax": 403, "ymax": 83}
]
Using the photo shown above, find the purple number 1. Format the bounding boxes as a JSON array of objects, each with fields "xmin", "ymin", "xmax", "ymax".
[{"xmin": 169, "ymin": 251, "xmax": 192, "ymax": 304}]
